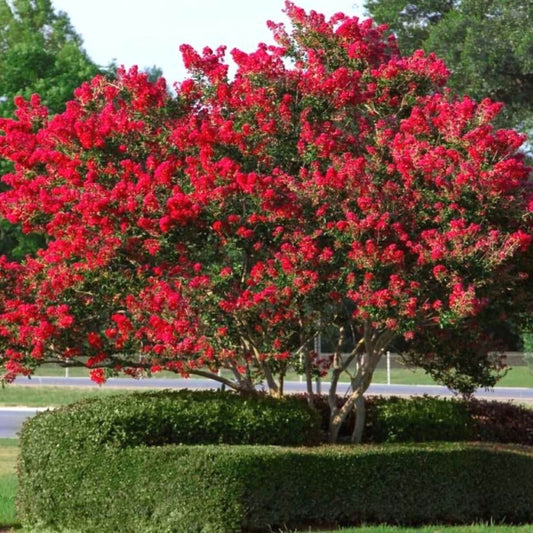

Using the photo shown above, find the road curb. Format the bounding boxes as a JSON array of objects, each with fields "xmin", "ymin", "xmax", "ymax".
[{"xmin": 0, "ymin": 406, "xmax": 53, "ymax": 411}]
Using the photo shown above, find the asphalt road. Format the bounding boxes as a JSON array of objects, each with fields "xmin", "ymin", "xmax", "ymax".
[
  {"xmin": 1, "ymin": 377, "xmax": 532, "ymax": 438},
  {"xmin": 0, "ymin": 407, "xmax": 47, "ymax": 438}
]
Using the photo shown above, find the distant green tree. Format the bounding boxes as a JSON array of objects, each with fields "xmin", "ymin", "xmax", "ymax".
[
  {"xmin": 0, "ymin": 0, "xmax": 101, "ymax": 116},
  {"xmin": 363, "ymin": 1, "xmax": 457, "ymax": 52},
  {"xmin": 364, "ymin": 0, "xmax": 533, "ymax": 132},
  {"xmin": 144, "ymin": 65, "xmax": 165, "ymax": 83},
  {"xmin": 0, "ymin": 0, "xmax": 104, "ymax": 260}
]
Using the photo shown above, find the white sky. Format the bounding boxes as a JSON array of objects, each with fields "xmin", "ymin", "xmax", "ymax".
[{"xmin": 51, "ymin": 1, "xmax": 366, "ymax": 86}]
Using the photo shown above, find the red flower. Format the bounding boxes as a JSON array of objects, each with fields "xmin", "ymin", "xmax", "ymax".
[{"xmin": 89, "ymin": 368, "xmax": 106, "ymax": 385}]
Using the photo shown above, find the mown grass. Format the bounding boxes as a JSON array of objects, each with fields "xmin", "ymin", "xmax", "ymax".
[
  {"xmin": 316, "ymin": 526, "xmax": 533, "ymax": 533},
  {"xmin": 370, "ymin": 365, "xmax": 533, "ymax": 387},
  {"xmin": 0, "ymin": 439, "xmax": 19, "ymax": 530},
  {"xmin": 0, "ymin": 385, "xmax": 135, "ymax": 407}
]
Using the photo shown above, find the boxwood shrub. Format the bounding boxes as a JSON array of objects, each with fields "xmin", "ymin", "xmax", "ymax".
[
  {"xmin": 296, "ymin": 394, "xmax": 533, "ymax": 445},
  {"xmin": 19, "ymin": 389, "xmax": 322, "ymax": 452},
  {"xmin": 17, "ymin": 442, "xmax": 533, "ymax": 532},
  {"xmin": 364, "ymin": 395, "xmax": 473, "ymax": 443}
]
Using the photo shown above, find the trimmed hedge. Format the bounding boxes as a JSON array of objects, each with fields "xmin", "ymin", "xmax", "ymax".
[
  {"xmin": 298, "ymin": 394, "xmax": 533, "ymax": 445},
  {"xmin": 467, "ymin": 399, "xmax": 533, "ymax": 445},
  {"xmin": 365, "ymin": 395, "xmax": 473, "ymax": 443},
  {"xmin": 19, "ymin": 389, "xmax": 321, "ymax": 450},
  {"xmin": 17, "ymin": 442, "xmax": 533, "ymax": 532}
]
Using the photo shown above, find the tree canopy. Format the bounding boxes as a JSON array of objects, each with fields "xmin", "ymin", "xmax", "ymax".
[
  {"xmin": 0, "ymin": 0, "xmax": 101, "ymax": 117},
  {"xmin": 0, "ymin": 2, "xmax": 531, "ymax": 442},
  {"xmin": 363, "ymin": 0, "xmax": 533, "ymax": 132}
]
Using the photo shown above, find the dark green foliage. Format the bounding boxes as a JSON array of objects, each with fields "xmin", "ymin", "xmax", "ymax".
[
  {"xmin": 401, "ymin": 325, "xmax": 510, "ymax": 395},
  {"xmin": 364, "ymin": 0, "xmax": 533, "ymax": 132},
  {"xmin": 17, "ymin": 389, "xmax": 320, "ymax": 531},
  {"xmin": 364, "ymin": 397, "xmax": 533, "ymax": 445},
  {"xmin": 0, "ymin": 217, "xmax": 45, "ymax": 260},
  {"xmin": 365, "ymin": 396, "xmax": 473, "ymax": 443},
  {"xmin": 364, "ymin": 0, "xmax": 458, "ymax": 53},
  {"xmin": 313, "ymin": 394, "xmax": 473, "ymax": 442},
  {"xmin": 294, "ymin": 394, "xmax": 533, "ymax": 445},
  {"xmin": 467, "ymin": 399, "xmax": 533, "ymax": 445},
  {"xmin": 19, "ymin": 389, "xmax": 322, "ymax": 451},
  {"xmin": 17, "ymin": 442, "xmax": 533, "ymax": 532},
  {"xmin": 0, "ymin": 0, "xmax": 102, "ymax": 117}
]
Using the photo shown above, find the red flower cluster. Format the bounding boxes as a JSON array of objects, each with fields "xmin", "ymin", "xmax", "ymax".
[{"xmin": 0, "ymin": 2, "xmax": 531, "ymax": 393}]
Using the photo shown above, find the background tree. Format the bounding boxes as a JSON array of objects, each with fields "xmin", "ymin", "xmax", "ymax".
[
  {"xmin": 0, "ymin": 0, "xmax": 105, "ymax": 260},
  {"xmin": 0, "ymin": 2, "xmax": 531, "ymax": 442},
  {"xmin": 0, "ymin": 0, "xmax": 101, "ymax": 116},
  {"xmin": 144, "ymin": 65, "xmax": 165, "ymax": 84},
  {"xmin": 363, "ymin": 0, "xmax": 533, "ymax": 133}
]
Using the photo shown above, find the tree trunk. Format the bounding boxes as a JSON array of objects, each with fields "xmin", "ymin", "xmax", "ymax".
[
  {"xmin": 260, "ymin": 360, "xmax": 279, "ymax": 396},
  {"xmin": 328, "ymin": 388, "xmax": 361, "ymax": 443},
  {"xmin": 327, "ymin": 364, "xmax": 343, "ymax": 442},
  {"xmin": 351, "ymin": 393, "xmax": 365, "ymax": 444},
  {"xmin": 278, "ymin": 366, "xmax": 285, "ymax": 397},
  {"xmin": 328, "ymin": 410, "xmax": 343, "ymax": 443},
  {"xmin": 328, "ymin": 365, "xmax": 352, "ymax": 443},
  {"xmin": 305, "ymin": 350, "xmax": 315, "ymax": 406},
  {"xmin": 327, "ymin": 353, "xmax": 380, "ymax": 442},
  {"xmin": 326, "ymin": 322, "xmax": 395, "ymax": 442}
]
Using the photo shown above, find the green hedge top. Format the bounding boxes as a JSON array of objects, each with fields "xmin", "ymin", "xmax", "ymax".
[{"xmin": 20, "ymin": 389, "xmax": 322, "ymax": 452}]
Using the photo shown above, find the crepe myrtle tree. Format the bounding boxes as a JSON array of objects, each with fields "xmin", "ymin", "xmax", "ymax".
[{"xmin": 0, "ymin": 2, "xmax": 531, "ymax": 442}]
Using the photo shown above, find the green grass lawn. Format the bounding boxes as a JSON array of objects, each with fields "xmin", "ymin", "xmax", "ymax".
[
  {"xmin": 30, "ymin": 361, "xmax": 533, "ymax": 388},
  {"xmin": 0, "ymin": 385, "xmax": 133, "ymax": 407},
  {"xmin": 369, "ymin": 365, "xmax": 533, "ymax": 388},
  {"xmin": 0, "ymin": 439, "xmax": 18, "ymax": 530},
  {"xmin": 320, "ymin": 527, "xmax": 533, "ymax": 533},
  {"xmin": 279, "ymin": 364, "xmax": 532, "ymax": 388}
]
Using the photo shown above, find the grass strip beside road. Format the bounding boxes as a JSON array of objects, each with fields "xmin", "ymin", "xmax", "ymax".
[
  {"xmin": 0, "ymin": 439, "xmax": 18, "ymax": 530},
  {"xmin": 0, "ymin": 385, "xmax": 135, "ymax": 407},
  {"xmin": 371, "ymin": 366, "xmax": 533, "ymax": 388}
]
